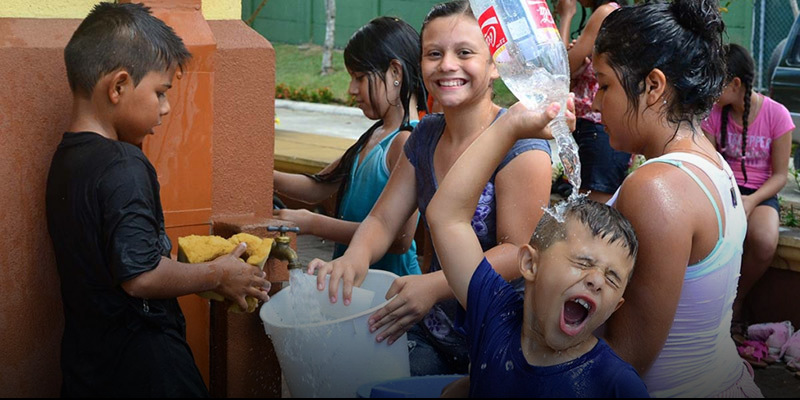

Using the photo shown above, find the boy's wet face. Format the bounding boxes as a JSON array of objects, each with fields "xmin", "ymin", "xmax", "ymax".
[
  {"xmin": 528, "ymin": 218, "xmax": 633, "ymax": 350},
  {"xmin": 116, "ymin": 66, "xmax": 176, "ymax": 146}
]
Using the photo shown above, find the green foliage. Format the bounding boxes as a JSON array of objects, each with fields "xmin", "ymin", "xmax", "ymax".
[
  {"xmin": 780, "ymin": 196, "xmax": 800, "ymax": 227},
  {"xmin": 275, "ymin": 83, "xmax": 343, "ymax": 105},
  {"xmin": 274, "ymin": 43, "xmax": 352, "ymax": 105},
  {"xmin": 551, "ymin": 160, "xmax": 564, "ymax": 183},
  {"xmin": 791, "ymin": 166, "xmax": 800, "ymax": 189}
]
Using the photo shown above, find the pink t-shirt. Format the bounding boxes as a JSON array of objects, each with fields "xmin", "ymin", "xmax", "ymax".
[{"xmin": 701, "ymin": 95, "xmax": 795, "ymax": 189}]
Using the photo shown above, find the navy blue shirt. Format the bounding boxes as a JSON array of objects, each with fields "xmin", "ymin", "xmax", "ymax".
[{"xmin": 462, "ymin": 258, "xmax": 650, "ymax": 398}]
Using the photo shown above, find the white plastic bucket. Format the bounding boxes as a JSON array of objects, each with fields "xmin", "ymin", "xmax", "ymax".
[{"xmin": 259, "ymin": 270, "xmax": 410, "ymax": 398}]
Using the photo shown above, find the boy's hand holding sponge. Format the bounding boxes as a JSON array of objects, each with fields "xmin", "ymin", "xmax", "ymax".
[{"xmin": 178, "ymin": 233, "xmax": 274, "ymax": 313}]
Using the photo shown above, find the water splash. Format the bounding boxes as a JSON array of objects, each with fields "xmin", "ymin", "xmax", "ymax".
[
  {"xmin": 550, "ymin": 116, "xmax": 582, "ymax": 196},
  {"xmin": 543, "ymin": 192, "xmax": 588, "ymax": 223},
  {"xmin": 287, "ymin": 269, "xmax": 326, "ymax": 325}
]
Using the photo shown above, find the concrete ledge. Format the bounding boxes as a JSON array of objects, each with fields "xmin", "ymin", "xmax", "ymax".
[
  {"xmin": 774, "ymin": 226, "xmax": 800, "ymax": 273},
  {"xmin": 274, "ymin": 130, "xmax": 355, "ymax": 174},
  {"xmin": 276, "ymin": 99, "xmax": 363, "ymax": 116}
]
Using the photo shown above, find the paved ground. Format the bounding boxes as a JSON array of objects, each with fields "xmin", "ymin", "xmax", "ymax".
[{"xmin": 277, "ymin": 100, "xmax": 800, "ymax": 397}]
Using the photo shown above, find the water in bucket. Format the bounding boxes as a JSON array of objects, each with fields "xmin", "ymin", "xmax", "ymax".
[{"xmin": 260, "ymin": 269, "xmax": 410, "ymax": 398}]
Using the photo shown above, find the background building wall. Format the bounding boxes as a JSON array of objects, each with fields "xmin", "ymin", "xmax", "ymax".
[{"xmin": 1, "ymin": 0, "xmax": 241, "ymax": 20}]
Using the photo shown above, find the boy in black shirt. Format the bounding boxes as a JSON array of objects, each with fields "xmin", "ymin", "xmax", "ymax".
[{"xmin": 45, "ymin": 3, "xmax": 270, "ymax": 396}]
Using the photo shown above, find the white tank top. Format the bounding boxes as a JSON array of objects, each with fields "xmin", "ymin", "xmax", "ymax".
[{"xmin": 608, "ymin": 152, "xmax": 750, "ymax": 397}]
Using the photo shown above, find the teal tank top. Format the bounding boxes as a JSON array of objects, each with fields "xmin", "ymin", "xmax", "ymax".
[{"xmin": 333, "ymin": 122, "xmax": 421, "ymax": 276}]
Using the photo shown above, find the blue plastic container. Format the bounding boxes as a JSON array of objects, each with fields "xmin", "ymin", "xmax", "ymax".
[{"xmin": 356, "ymin": 374, "xmax": 466, "ymax": 398}]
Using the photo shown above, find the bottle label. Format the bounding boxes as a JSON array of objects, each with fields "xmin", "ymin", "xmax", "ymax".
[
  {"xmin": 478, "ymin": 6, "xmax": 508, "ymax": 61},
  {"xmin": 523, "ymin": 0, "xmax": 560, "ymax": 43}
]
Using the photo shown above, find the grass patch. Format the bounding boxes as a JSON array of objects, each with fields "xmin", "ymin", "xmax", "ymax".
[
  {"xmin": 274, "ymin": 42, "xmax": 518, "ymax": 108},
  {"xmin": 274, "ymin": 43, "xmax": 353, "ymax": 105}
]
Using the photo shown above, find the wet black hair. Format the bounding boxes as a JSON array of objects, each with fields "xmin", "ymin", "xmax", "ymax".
[
  {"xmin": 420, "ymin": 0, "xmax": 473, "ymax": 39},
  {"xmin": 718, "ymin": 43, "xmax": 754, "ymax": 184},
  {"xmin": 343, "ymin": 16, "xmax": 427, "ymax": 133},
  {"xmin": 308, "ymin": 16, "xmax": 427, "ymax": 215},
  {"xmin": 594, "ymin": 0, "xmax": 726, "ymax": 138},
  {"xmin": 532, "ymin": 197, "xmax": 638, "ymax": 262},
  {"xmin": 571, "ymin": 0, "xmax": 630, "ymax": 40},
  {"xmin": 64, "ymin": 2, "xmax": 191, "ymax": 97}
]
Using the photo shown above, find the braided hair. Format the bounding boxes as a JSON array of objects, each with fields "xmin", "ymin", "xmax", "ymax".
[{"xmin": 718, "ymin": 43, "xmax": 754, "ymax": 184}]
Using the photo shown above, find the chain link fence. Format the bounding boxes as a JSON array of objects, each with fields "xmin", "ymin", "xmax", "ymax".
[{"xmin": 751, "ymin": 0, "xmax": 800, "ymax": 92}]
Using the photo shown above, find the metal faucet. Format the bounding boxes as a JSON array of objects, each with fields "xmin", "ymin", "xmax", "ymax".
[{"xmin": 267, "ymin": 225, "xmax": 302, "ymax": 270}]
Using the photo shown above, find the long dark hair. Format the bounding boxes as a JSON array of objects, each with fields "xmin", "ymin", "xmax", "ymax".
[
  {"xmin": 594, "ymin": 0, "xmax": 726, "ymax": 140},
  {"xmin": 571, "ymin": 0, "xmax": 629, "ymax": 40},
  {"xmin": 309, "ymin": 16, "xmax": 426, "ymax": 214},
  {"xmin": 717, "ymin": 43, "xmax": 753, "ymax": 184}
]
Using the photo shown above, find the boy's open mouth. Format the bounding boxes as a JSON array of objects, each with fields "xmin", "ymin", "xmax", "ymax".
[{"xmin": 560, "ymin": 296, "xmax": 594, "ymax": 336}]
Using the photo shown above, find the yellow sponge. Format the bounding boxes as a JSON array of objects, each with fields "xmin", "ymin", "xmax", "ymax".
[
  {"xmin": 229, "ymin": 232, "xmax": 272, "ymax": 268},
  {"xmin": 177, "ymin": 235, "xmax": 236, "ymax": 264},
  {"xmin": 177, "ymin": 233, "xmax": 274, "ymax": 313}
]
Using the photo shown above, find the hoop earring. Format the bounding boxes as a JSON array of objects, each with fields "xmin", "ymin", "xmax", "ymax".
[{"xmin": 393, "ymin": 80, "xmax": 400, "ymax": 87}]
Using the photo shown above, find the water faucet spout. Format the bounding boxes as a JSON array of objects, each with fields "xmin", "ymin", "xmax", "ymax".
[{"xmin": 267, "ymin": 225, "xmax": 302, "ymax": 270}]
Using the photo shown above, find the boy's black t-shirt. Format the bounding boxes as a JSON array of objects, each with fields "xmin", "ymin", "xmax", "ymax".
[{"xmin": 46, "ymin": 131, "xmax": 208, "ymax": 397}]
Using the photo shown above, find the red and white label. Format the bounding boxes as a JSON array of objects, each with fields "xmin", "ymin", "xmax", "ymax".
[
  {"xmin": 525, "ymin": 0, "xmax": 557, "ymax": 30},
  {"xmin": 524, "ymin": 0, "xmax": 560, "ymax": 43},
  {"xmin": 478, "ymin": 6, "xmax": 508, "ymax": 60}
]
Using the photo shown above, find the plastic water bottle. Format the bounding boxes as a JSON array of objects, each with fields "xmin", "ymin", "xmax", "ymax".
[{"xmin": 471, "ymin": 0, "xmax": 581, "ymax": 198}]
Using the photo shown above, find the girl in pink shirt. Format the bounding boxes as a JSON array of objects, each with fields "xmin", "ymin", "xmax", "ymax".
[{"xmin": 701, "ymin": 43, "xmax": 795, "ymax": 340}]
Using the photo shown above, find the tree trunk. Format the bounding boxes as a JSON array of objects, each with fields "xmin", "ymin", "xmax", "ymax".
[
  {"xmin": 321, "ymin": 0, "xmax": 336, "ymax": 76},
  {"xmin": 245, "ymin": 0, "xmax": 270, "ymax": 27}
]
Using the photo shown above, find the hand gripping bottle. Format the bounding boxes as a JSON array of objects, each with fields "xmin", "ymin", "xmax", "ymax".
[{"xmin": 470, "ymin": 0, "xmax": 581, "ymax": 197}]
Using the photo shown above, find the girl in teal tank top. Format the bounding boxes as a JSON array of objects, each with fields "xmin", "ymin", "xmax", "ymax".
[{"xmin": 273, "ymin": 16, "xmax": 427, "ymax": 277}]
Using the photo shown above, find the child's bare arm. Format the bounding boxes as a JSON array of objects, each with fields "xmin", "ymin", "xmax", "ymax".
[
  {"xmin": 427, "ymin": 103, "xmax": 559, "ymax": 307},
  {"xmin": 121, "ymin": 242, "xmax": 270, "ymax": 311},
  {"xmin": 273, "ymin": 162, "xmax": 341, "ymax": 205}
]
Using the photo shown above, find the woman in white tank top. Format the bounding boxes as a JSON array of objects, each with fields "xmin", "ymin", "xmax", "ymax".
[{"xmin": 591, "ymin": 0, "xmax": 762, "ymax": 396}]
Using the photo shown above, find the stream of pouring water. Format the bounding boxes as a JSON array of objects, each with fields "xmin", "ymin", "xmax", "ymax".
[{"xmin": 286, "ymin": 269, "xmax": 325, "ymax": 325}]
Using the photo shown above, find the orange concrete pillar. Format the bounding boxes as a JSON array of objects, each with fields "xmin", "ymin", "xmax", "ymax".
[
  {"xmin": 0, "ymin": 1, "xmax": 279, "ymax": 396},
  {"xmin": 0, "ymin": 18, "xmax": 76, "ymax": 397},
  {"xmin": 120, "ymin": 0, "xmax": 218, "ymax": 387},
  {"xmin": 207, "ymin": 16, "xmax": 280, "ymax": 397}
]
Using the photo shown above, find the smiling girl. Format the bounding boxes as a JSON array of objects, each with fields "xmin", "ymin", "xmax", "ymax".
[
  {"xmin": 308, "ymin": 0, "xmax": 554, "ymax": 376},
  {"xmin": 273, "ymin": 16, "xmax": 426, "ymax": 277}
]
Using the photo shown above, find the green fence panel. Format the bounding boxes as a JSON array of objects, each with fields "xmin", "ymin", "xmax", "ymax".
[
  {"xmin": 245, "ymin": 0, "xmax": 314, "ymax": 44},
  {"xmin": 310, "ymin": 0, "xmax": 376, "ymax": 47},
  {"xmin": 244, "ymin": 0, "xmax": 773, "ymax": 86},
  {"xmin": 380, "ymin": 0, "xmax": 443, "ymax": 31}
]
